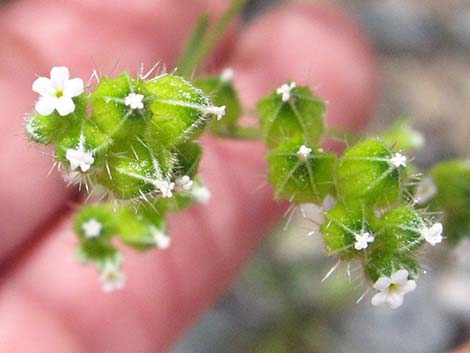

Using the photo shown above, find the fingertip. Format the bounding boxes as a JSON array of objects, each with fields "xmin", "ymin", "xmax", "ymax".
[{"xmin": 228, "ymin": 2, "xmax": 377, "ymax": 131}]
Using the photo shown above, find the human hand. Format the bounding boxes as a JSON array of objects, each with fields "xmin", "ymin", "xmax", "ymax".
[{"xmin": 0, "ymin": 1, "xmax": 375, "ymax": 352}]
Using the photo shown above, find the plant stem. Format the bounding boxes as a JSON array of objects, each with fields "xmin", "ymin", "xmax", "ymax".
[
  {"xmin": 177, "ymin": 0, "xmax": 248, "ymax": 78},
  {"xmin": 176, "ymin": 15, "xmax": 210, "ymax": 77}
]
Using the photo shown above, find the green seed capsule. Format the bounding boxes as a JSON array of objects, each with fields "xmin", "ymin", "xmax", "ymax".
[
  {"xmin": 363, "ymin": 251, "xmax": 419, "ymax": 283},
  {"xmin": 25, "ymin": 94, "xmax": 86, "ymax": 145},
  {"xmin": 55, "ymin": 120, "xmax": 108, "ymax": 172},
  {"xmin": 91, "ymin": 72, "xmax": 151, "ymax": 142},
  {"xmin": 116, "ymin": 206, "xmax": 168, "ymax": 251},
  {"xmin": 267, "ymin": 137, "xmax": 335, "ymax": 204},
  {"xmin": 144, "ymin": 74, "xmax": 212, "ymax": 148},
  {"xmin": 258, "ymin": 83, "xmax": 325, "ymax": 148},
  {"xmin": 375, "ymin": 206, "xmax": 425, "ymax": 253},
  {"xmin": 97, "ymin": 143, "xmax": 158, "ymax": 200},
  {"xmin": 74, "ymin": 204, "xmax": 118, "ymax": 262},
  {"xmin": 194, "ymin": 73, "xmax": 241, "ymax": 136},
  {"xmin": 321, "ymin": 202, "xmax": 376, "ymax": 260},
  {"xmin": 336, "ymin": 139, "xmax": 404, "ymax": 207}
]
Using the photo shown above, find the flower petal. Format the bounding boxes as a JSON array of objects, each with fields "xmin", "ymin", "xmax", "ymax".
[
  {"xmin": 371, "ymin": 292, "xmax": 387, "ymax": 306},
  {"xmin": 35, "ymin": 96, "xmax": 57, "ymax": 116},
  {"xmin": 387, "ymin": 293, "xmax": 404, "ymax": 309},
  {"xmin": 50, "ymin": 66, "xmax": 69, "ymax": 88},
  {"xmin": 399, "ymin": 280, "xmax": 416, "ymax": 295},
  {"xmin": 391, "ymin": 269, "xmax": 409, "ymax": 284},
  {"xmin": 56, "ymin": 97, "xmax": 76, "ymax": 116},
  {"xmin": 373, "ymin": 276, "xmax": 391, "ymax": 291},
  {"xmin": 32, "ymin": 77, "xmax": 54, "ymax": 96},
  {"xmin": 63, "ymin": 78, "xmax": 84, "ymax": 97}
]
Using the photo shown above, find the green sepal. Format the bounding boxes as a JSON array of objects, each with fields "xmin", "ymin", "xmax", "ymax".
[
  {"xmin": 194, "ymin": 75, "xmax": 242, "ymax": 135},
  {"xmin": 374, "ymin": 206, "xmax": 425, "ymax": 253},
  {"xmin": 320, "ymin": 202, "xmax": 376, "ymax": 260},
  {"xmin": 25, "ymin": 94, "xmax": 87, "ymax": 145},
  {"xmin": 257, "ymin": 84, "xmax": 325, "ymax": 148},
  {"xmin": 363, "ymin": 251, "xmax": 419, "ymax": 283},
  {"xmin": 144, "ymin": 74, "xmax": 211, "ymax": 148},
  {"xmin": 74, "ymin": 204, "xmax": 118, "ymax": 262},
  {"xmin": 55, "ymin": 119, "xmax": 109, "ymax": 170},
  {"xmin": 336, "ymin": 139, "xmax": 403, "ymax": 207},
  {"xmin": 116, "ymin": 206, "xmax": 167, "ymax": 251},
  {"xmin": 173, "ymin": 141, "xmax": 202, "ymax": 178},
  {"xmin": 90, "ymin": 72, "xmax": 152, "ymax": 141},
  {"xmin": 382, "ymin": 116, "xmax": 424, "ymax": 152},
  {"xmin": 97, "ymin": 143, "xmax": 158, "ymax": 199},
  {"xmin": 267, "ymin": 137, "xmax": 335, "ymax": 204}
]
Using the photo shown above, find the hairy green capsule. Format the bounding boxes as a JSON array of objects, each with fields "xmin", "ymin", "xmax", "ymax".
[{"xmin": 267, "ymin": 137, "xmax": 335, "ymax": 204}]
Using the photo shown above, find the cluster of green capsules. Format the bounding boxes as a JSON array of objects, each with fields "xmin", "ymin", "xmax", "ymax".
[
  {"xmin": 257, "ymin": 81, "xmax": 469, "ymax": 309},
  {"xmin": 26, "ymin": 66, "xmax": 237, "ymax": 291}
]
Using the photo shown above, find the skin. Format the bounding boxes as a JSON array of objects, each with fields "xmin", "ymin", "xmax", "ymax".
[{"xmin": 3, "ymin": 0, "xmax": 447, "ymax": 352}]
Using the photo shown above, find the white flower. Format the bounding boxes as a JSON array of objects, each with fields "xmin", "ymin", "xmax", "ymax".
[
  {"xmin": 175, "ymin": 175, "xmax": 193, "ymax": 192},
  {"xmin": 100, "ymin": 263, "xmax": 126, "ymax": 293},
  {"xmin": 205, "ymin": 105, "xmax": 226, "ymax": 120},
  {"xmin": 156, "ymin": 180, "xmax": 175, "ymax": 198},
  {"xmin": 354, "ymin": 231, "xmax": 375, "ymax": 250},
  {"xmin": 297, "ymin": 144, "xmax": 312, "ymax": 161},
  {"xmin": 276, "ymin": 82, "xmax": 296, "ymax": 102},
  {"xmin": 192, "ymin": 186, "xmax": 211, "ymax": 204},
  {"xmin": 81, "ymin": 218, "xmax": 102, "ymax": 239},
  {"xmin": 390, "ymin": 152, "xmax": 407, "ymax": 168},
  {"xmin": 124, "ymin": 93, "xmax": 144, "ymax": 110},
  {"xmin": 415, "ymin": 177, "xmax": 437, "ymax": 205},
  {"xmin": 220, "ymin": 68, "xmax": 234, "ymax": 82},
  {"xmin": 421, "ymin": 222, "xmax": 443, "ymax": 246},
  {"xmin": 32, "ymin": 66, "xmax": 84, "ymax": 116},
  {"xmin": 150, "ymin": 227, "xmax": 171, "ymax": 249},
  {"xmin": 66, "ymin": 145, "xmax": 95, "ymax": 172},
  {"xmin": 371, "ymin": 269, "xmax": 416, "ymax": 309}
]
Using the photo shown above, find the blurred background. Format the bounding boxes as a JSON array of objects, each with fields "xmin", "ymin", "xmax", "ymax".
[{"xmin": 172, "ymin": 0, "xmax": 470, "ymax": 352}]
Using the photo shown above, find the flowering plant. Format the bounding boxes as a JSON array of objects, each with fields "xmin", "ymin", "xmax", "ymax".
[{"xmin": 24, "ymin": 0, "xmax": 469, "ymax": 310}]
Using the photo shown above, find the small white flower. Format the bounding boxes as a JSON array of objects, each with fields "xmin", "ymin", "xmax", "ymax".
[
  {"xmin": 371, "ymin": 269, "xmax": 416, "ymax": 309},
  {"xmin": 205, "ymin": 105, "xmax": 226, "ymax": 120},
  {"xmin": 390, "ymin": 152, "xmax": 407, "ymax": 168},
  {"xmin": 32, "ymin": 66, "xmax": 84, "ymax": 116},
  {"xmin": 354, "ymin": 231, "xmax": 375, "ymax": 250},
  {"xmin": 150, "ymin": 227, "xmax": 171, "ymax": 249},
  {"xmin": 297, "ymin": 144, "xmax": 312, "ymax": 162},
  {"xmin": 410, "ymin": 130, "xmax": 425, "ymax": 149},
  {"xmin": 421, "ymin": 222, "xmax": 443, "ymax": 246},
  {"xmin": 192, "ymin": 186, "xmax": 211, "ymax": 204},
  {"xmin": 65, "ymin": 146, "xmax": 95, "ymax": 172},
  {"xmin": 156, "ymin": 180, "xmax": 175, "ymax": 198},
  {"xmin": 124, "ymin": 93, "xmax": 144, "ymax": 110},
  {"xmin": 415, "ymin": 177, "xmax": 437, "ymax": 205},
  {"xmin": 81, "ymin": 218, "xmax": 102, "ymax": 239},
  {"xmin": 276, "ymin": 82, "xmax": 296, "ymax": 102},
  {"xmin": 175, "ymin": 175, "xmax": 193, "ymax": 192},
  {"xmin": 220, "ymin": 68, "xmax": 234, "ymax": 82},
  {"xmin": 100, "ymin": 263, "xmax": 126, "ymax": 293}
]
